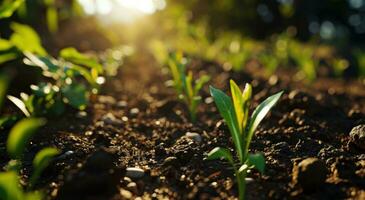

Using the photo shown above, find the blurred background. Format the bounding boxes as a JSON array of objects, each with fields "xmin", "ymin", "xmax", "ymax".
[{"xmin": 1, "ymin": 0, "xmax": 365, "ymax": 81}]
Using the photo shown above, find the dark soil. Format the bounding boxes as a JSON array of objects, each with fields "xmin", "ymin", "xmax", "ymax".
[{"xmin": 1, "ymin": 51, "xmax": 364, "ymax": 200}]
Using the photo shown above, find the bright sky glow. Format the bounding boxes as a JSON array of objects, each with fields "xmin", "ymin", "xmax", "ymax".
[{"xmin": 77, "ymin": 0, "xmax": 166, "ymax": 23}]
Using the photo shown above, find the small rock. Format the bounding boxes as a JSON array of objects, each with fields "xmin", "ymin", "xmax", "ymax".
[
  {"xmin": 120, "ymin": 189, "xmax": 133, "ymax": 199},
  {"xmin": 292, "ymin": 157, "xmax": 327, "ymax": 192},
  {"xmin": 117, "ymin": 100, "xmax": 128, "ymax": 108},
  {"xmin": 76, "ymin": 111, "xmax": 87, "ymax": 118},
  {"xmin": 162, "ymin": 156, "xmax": 178, "ymax": 167},
  {"xmin": 185, "ymin": 132, "xmax": 202, "ymax": 143},
  {"xmin": 349, "ymin": 125, "xmax": 365, "ymax": 150},
  {"xmin": 101, "ymin": 113, "xmax": 122, "ymax": 125},
  {"xmin": 98, "ymin": 95, "xmax": 116, "ymax": 105},
  {"xmin": 126, "ymin": 167, "xmax": 145, "ymax": 179},
  {"xmin": 130, "ymin": 108, "xmax": 140, "ymax": 115},
  {"xmin": 126, "ymin": 182, "xmax": 138, "ymax": 194}
]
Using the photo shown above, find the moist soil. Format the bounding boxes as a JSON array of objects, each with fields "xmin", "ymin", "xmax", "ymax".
[{"xmin": 1, "ymin": 52, "xmax": 364, "ymax": 200}]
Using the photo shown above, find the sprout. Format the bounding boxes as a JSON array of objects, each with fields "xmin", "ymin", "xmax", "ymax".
[
  {"xmin": 167, "ymin": 52, "xmax": 210, "ymax": 122},
  {"xmin": 207, "ymin": 80, "xmax": 283, "ymax": 200}
]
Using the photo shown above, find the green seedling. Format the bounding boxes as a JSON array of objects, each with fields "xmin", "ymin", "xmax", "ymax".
[
  {"xmin": 207, "ymin": 80, "xmax": 283, "ymax": 200},
  {"xmin": 168, "ymin": 52, "xmax": 210, "ymax": 122},
  {"xmin": 259, "ymin": 53, "xmax": 279, "ymax": 74},
  {"xmin": 0, "ymin": 118, "xmax": 60, "ymax": 200},
  {"xmin": 8, "ymin": 48, "xmax": 104, "ymax": 117}
]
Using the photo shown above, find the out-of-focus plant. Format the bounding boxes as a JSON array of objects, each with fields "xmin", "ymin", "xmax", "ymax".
[
  {"xmin": 289, "ymin": 42, "xmax": 317, "ymax": 81},
  {"xmin": 168, "ymin": 52, "xmax": 210, "ymax": 122},
  {"xmin": 331, "ymin": 58, "xmax": 349, "ymax": 77},
  {"xmin": 7, "ymin": 48, "xmax": 105, "ymax": 117},
  {"xmin": 0, "ymin": 0, "xmax": 24, "ymax": 19},
  {"xmin": 207, "ymin": 80, "xmax": 283, "ymax": 200},
  {"xmin": 0, "ymin": 118, "xmax": 60, "ymax": 200},
  {"xmin": 353, "ymin": 49, "xmax": 365, "ymax": 78},
  {"xmin": 259, "ymin": 53, "xmax": 279, "ymax": 74},
  {"xmin": 0, "ymin": 23, "xmax": 46, "ymax": 64}
]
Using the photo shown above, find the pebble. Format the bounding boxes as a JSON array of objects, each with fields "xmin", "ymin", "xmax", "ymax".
[
  {"xmin": 101, "ymin": 113, "xmax": 122, "ymax": 125},
  {"xmin": 117, "ymin": 100, "xmax": 128, "ymax": 108},
  {"xmin": 130, "ymin": 108, "xmax": 140, "ymax": 115},
  {"xmin": 76, "ymin": 111, "xmax": 87, "ymax": 118},
  {"xmin": 292, "ymin": 157, "xmax": 327, "ymax": 192},
  {"xmin": 98, "ymin": 95, "xmax": 116, "ymax": 105},
  {"xmin": 126, "ymin": 167, "xmax": 145, "ymax": 179},
  {"xmin": 185, "ymin": 132, "xmax": 202, "ymax": 143},
  {"xmin": 349, "ymin": 124, "xmax": 365, "ymax": 150},
  {"xmin": 120, "ymin": 189, "xmax": 133, "ymax": 199},
  {"xmin": 126, "ymin": 182, "xmax": 138, "ymax": 194},
  {"xmin": 162, "ymin": 156, "xmax": 178, "ymax": 167}
]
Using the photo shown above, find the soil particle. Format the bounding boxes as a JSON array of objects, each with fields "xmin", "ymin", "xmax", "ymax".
[
  {"xmin": 184, "ymin": 132, "xmax": 202, "ymax": 143},
  {"xmin": 101, "ymin": 113, "xmax": 122, "ymax": 125},
  {"xmin": 349, "ymin": 124, "xmax": 365, "ymax": 150},
  {"xmin": 292, "ymin": 157, "xmax": 328, "ymax": 192},
  {"xmin": 125, "ymin": 167, "xmax": 145, "ymax": 179}
]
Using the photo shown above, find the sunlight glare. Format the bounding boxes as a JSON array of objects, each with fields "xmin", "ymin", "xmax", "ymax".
[{"xmin": 78, "ymin": 0, "xmax": 166, "ymax": 23}]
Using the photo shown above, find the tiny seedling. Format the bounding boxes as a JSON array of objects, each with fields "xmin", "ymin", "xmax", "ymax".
[
  {"xmin": 207, "ymin": 80, "xmax": 283, "ymax": 200},
  {"xmin": 0, "ymin": 118, "xmax": 60, "ymax": 200},
  {"xmin": 168, "ymin": 52, "xmax": 210, "ymax": 122}
]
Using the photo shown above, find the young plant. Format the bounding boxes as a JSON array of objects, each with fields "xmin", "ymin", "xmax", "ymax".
[
  {"xmin": 167, "ymin": 52, "xmax": 210, "ymax": 122},
  {"xmin": 0, "ymin": 118, "xmax": 60, "ymax": 200},
  {"xmin": 207, "ymin": 80, "xmax": 283, "ymax": 200},
  {"xmin": 7, "ymin": 48, "xmax": 105, "ymax": 117}
]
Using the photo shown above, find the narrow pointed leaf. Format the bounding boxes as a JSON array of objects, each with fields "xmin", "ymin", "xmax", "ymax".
[
  {"xmin": 7, "ymin": 95, "xmax": 31, "ymax": 117},
  {"xmin": 245, "ymin": 91, "xmax": 283, "ymax": 156},
  {"xmin": 210, "ymin": 86, "xmax": 244, "ymax": 162},
  {"xmin": 230, "ymin": 80, "xmax": 244, "ymax": 133},
  {"xmin": 207, "ymin": 147, "xmax": 234, "ymax": 165}
]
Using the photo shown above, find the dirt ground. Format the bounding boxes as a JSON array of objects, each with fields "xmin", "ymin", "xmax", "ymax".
[{"xmin": 1, "ymin": 51, "xmax": 364, "ymax": 200}]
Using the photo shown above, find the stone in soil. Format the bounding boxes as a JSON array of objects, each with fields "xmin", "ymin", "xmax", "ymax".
[
  {"xmin": 349, "ymin": 124, "xmax": 365, "ymax": 150},
  {"xmin": 126, "ymin": 167, "xmax": 145, "ymax": 179},
  {"xmin": 292, "ymin": 157, "xmax": 328, "ymax": 192},
  {"xmin": 185, "ymin": 132, "xmax": 202, "ymax": 143}
]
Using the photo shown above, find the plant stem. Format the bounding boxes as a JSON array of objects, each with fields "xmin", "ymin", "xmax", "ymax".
[{"xmin": 236, "ymin": 170, "xmax": 246, "ymax": 200}]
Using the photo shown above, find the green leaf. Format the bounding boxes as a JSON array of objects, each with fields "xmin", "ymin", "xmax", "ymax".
[
  {"xmin": 46, "ymin": 5, "xmax": 58, "ymax": 33},
  {"xmin": 0, "ymin": 51, "xmax": 19, "ymax": 64},
  {"xmin": 7, "ymin": 118, "xmax": 46, "ymax": 159},
  {"xmin": 241, "ymin": 83, "xmax": 252, "ymax": 130},
  {"xmin": 230, "ymin": 80, "xmax": 244, "ymax": 133},
  {"xmin": 10, "ymin": 23, "xmax": 46, "ymax": 56},
  {"xmin": 194, "ymin": 75, "xmax": 210, "ymax": 94},
  {"xmin": 0, "ymin": 39, "xmax": 13, "ymax": 50},
  {"xmin": 246, "ymin": 153, "xmax": 265, "ymax": 174},
  {"xmin": 0, "ymin": 172, "xmax": 24, "ymax": 200},
  {"xmin": 29, "ymin": 147, "xmax": 60, "ymax": 187},
  {"xmin": 210, "ymin": 86, "xmax": 244, "ymax": 162},
  {"xmin": 61, "ymin": 83, "xmax": 88, "ymax": 110},
  {"xmin": 23, "ymin": 53, "xmax": 59, "ymax": 76},
  {"xmin": 7, "ymin": 95, "xmax": 31, "ymax": 117},
  {"xmin": 207, "ymin": 147, "xmax": 234, "ymax": 165},
  {"xmin": 0, "ymin": 73, "xmax": 9, "ymax": 111},
  {"xmin": 245, "ymin": 91, "xmax": 283, "ymax": 157},
  {"xmin": 60, "ymin": 47, "xmax": 102, "ymax": 73},
  {"xmin": 0, "ymin": 0, "xmax": 24, "ymax": 19}
]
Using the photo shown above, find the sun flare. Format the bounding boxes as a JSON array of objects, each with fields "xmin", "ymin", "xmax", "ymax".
[{"xmin": 77, "ymin": 0, "xmax": 166, "ymax": 23}]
